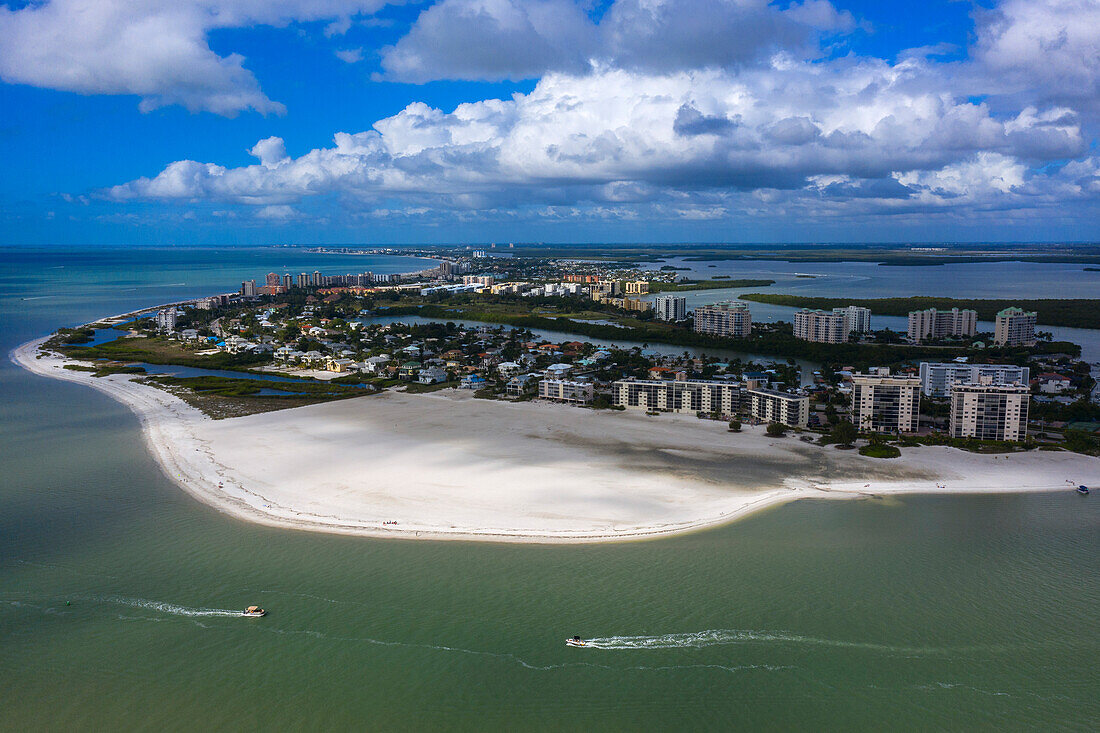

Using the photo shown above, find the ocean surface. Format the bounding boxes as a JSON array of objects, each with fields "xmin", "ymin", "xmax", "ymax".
[{"xmin": 1, "ymin": 246, "xmax": 1098, "ymax": 731}]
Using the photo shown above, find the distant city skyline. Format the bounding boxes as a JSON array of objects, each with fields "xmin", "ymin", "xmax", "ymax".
[{"xmin": 2, "ymin": 0, "xmax": 1099, "ymax": 245}]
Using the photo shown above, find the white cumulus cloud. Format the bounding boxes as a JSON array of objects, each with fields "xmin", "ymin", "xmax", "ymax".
[{"xmin": 0, "ymin": 0, "xmax": 394, "ymax": 115}]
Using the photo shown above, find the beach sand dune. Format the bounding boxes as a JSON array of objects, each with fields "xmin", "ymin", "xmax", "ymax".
[{"xmin": 13, "ymin": 337, "xmax": 1100, "ymax": 543}]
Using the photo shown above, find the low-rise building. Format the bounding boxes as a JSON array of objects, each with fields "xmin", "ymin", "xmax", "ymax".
[
  {"xmin": 460, "ymin": 374, "xmax": 488, "ymax": 390},
  {"xmin": 1034, "ymin": 372, "xmax": 1072, "ymax": 393},
  {"xmin": 506, "ymin": 374, "xmax": 537, "ymax": 396},
  {"xmin": 850, "ymin": 368, "xmax": 921, "ymax": 433},
  {"xmin": 539, "ymin": 379, "xmax": 594, "ymax": 404},
  {"xmin": 545, "ymin": 363, "xmax": 573, "ymax": 379},
  {"xmin": 612, "ymin": 378, "xmax": 741, "ymax": 417},
  {"xmin": 361, "ymin": 355, "xmax": 391, "ymax": 373},
  {"xmin": 398, "ymin": 361, "xmax": 422, "ymax": 380},
  {"xmin": 694, "ymin": 301, "xmax": 751, "ymax": 338},
  {"xmin": 994, "ymin": 307, "xmax": 1037, "ymax": 346},
  {"xmin": 744, "ymin": 388, "xmax": 810, "ymax": 428},
  {"xmin": 918, "ymin": 362, "xmax": 1030, "ymax": 397},
  {"xmin": 793, "ymin": 309, "xmax": 848, "ymax": 343},
  {"xmin": 328, "ymin": 357, "xmax": 356, "ymax": 373},
  {"xmin": 418, "ymin": 367, "xmax": 448, "ymax": 384},
  {"xmin": 949, "ymin": 379, "xmax": 1030, "ymax": 442}
]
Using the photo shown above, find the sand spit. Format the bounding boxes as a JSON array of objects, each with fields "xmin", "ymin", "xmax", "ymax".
[{"xmin": 12, "ymin": 336, "xmax": 1100, "ymax": 543}]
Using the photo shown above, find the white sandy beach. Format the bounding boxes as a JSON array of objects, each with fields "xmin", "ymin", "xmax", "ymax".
[{"xmin": 12, "ymin": 336, "xmax": 1100, "ymax": 543}]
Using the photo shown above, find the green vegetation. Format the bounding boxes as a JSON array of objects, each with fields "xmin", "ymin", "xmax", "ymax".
[
  {"xmin": 147, "ymin": 375, "xmax": 371, "ymax": 419},
  {"xmin": 403, "ymin": 380, "xmax": 459, "ymax": 393},
  {"xmin": 1030, "ymin": 397, "xmax": 1100, "ymax": 423},
  {"xmin": 53, "ymin": 327, "xmax": 95, "ymax": 345},
  {"xmin": 648, "ymin": 278, "xmax": 775, "ymax": 292},
  {"xmin": 61, "ymin": 335, "xmax": 270, "ymax": 370},
  {"xmin": 1063, "ymin": 429, "xmax": 1100, "ymax": 456},
  {"xmin": 859, "ymin": 443, "xmax": 901, "ymax": 458},
  {"xmin": 823, "ymin": 420, "xmax": 858, "ymax": 446},
  {"xmin": 765, "ymin": 422, "xmax": 788, "ymax": 437},
  {"xmin": 737, "ymin": 293, "xmax": 1100, "ymax": 330},
  {"xmin": 63, "ymin": 363, "xmax": 147, "ymax": 377},
  {"xmin": 151, "ymin": 375, "xmax": 365, "ymax": 398},
  {"xmin": 727, "ymin": 419, "xmax": 741, "ymax": 432}
]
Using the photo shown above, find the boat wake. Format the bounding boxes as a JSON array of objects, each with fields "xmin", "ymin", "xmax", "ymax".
[
  {"xmin": 98, "ymin": 596, "xmax": 242, "ymax": 618},
  {"xmin": 579, "ymin": 629, "xmax": 936, "ymax": 655}
]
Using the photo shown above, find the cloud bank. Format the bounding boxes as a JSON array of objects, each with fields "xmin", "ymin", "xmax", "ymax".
[{"xmin": 6, "ymin": 0, "xmax": 1096, "ymax": 232}]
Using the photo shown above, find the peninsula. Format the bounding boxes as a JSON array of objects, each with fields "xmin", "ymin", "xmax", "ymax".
[{"xmin": 12, "ymin": 251, "xmax": 1099, "ymax": 542}]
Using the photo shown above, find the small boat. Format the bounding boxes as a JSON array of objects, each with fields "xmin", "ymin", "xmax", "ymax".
[
  {"xmin": 1078, "ymin": 485, "xmax": 1090, "ymax": 495},
  {"xmin": 566, "ymin": 635, "xmax": 586, "ymax": 647},
  {"xmin": 242, "ymin": 605, "xmax": 266, "ymax": 617}
]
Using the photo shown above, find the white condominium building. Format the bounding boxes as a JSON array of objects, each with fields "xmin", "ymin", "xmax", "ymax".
[
  {"xmin": 949, "ymin": 380, "xmax": 1030, "ymax": 442},
  {"xmin": 907, "ymin": 308, "xmax": 977, "ymax": 342},
  {"xmin": 832, "ymin": 306, "xmax": 872, "ymax": 333},
  {"xmin": 744, "ymin": 388, "xmax": 810, "ymax": 428},
  {"xmin": 918, "ymin": 362, "xmax": 1030, "ymax": 397},
  {"xmin": 155, "ymin": 307, "xmax": 179, "ymax": 333},
  {"xmin": 994, "ymin": 307, "xmax": 1037, "ymax": 346},
  {"xmin": 462, "ymin": 275, "xmax": 495, "ymax": 286},
  {"xmin": 793, "ymin": 309, "xmax": 849, "ymax": 343},
  {"xmin": 694, "ymin": 301, "xmax": 752, "ymax": 338},
  {"xmin": 653, "ymin": 295, "xmax": 687, "ymax": 322},
  {"xmin": 850, "ymin": 368, "xmax": 921, "ymax": 433},
  {"xmin": 612, "ymin": 378, "xmax": 741, "ymax": 417},
  {"xmin": 538, "ymin": 379, "xmax": 594, "ymax": 404}
]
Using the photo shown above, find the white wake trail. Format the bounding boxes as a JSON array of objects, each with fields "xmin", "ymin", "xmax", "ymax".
[
  {"xmin": 100, "ymin": 596, "xmax": 243, "ymax": 618},
  {"xmin": 580, "ymin": 629, "xmax": 938, "ymax": 655}
]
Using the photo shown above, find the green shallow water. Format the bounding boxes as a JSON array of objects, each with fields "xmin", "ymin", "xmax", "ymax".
[{"xmin": 2, "ymin": 247, "xmax": 1098, "ymax": 730}]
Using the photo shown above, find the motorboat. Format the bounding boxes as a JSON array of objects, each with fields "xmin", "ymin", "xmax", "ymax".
[
  {"xmin": 566, "ymin": 635, "xmax": 586, "ymax": 647},
  {"xmin": 1078, "ymin": 485, "xmax": 1090, "ymax": 495},
  {"xmin": 242, "ymin": 605, "xmax": 266, "ymax": 617}
]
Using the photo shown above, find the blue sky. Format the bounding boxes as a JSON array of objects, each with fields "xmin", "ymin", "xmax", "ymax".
[{"xmin": 1, "ymin": 0, "xmax": 1097, "ymax": 245}]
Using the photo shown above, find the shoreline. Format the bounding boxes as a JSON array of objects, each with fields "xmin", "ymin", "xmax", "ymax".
[{"xmin": 11, "ymin": 334, "xmax": 1100, "ymax": 544}]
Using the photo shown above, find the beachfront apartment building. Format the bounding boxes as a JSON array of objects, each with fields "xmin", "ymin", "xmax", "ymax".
[
  {"xmin": 833, "ymin": 305, "xmax": 872, "ymax": 333},
  {"xmin": 612, "ymin": 378, "xmax": 741, "ymax": 417},
  {"xmin": 538, "ymin": 378, "xmax": 594, "ymax": 404},
  {"xmin": 918, "ymin": 362, "xmax": 1030, "ymax": 397},
  {"xmin": 949, "ymin": 380, "xmax": 1030, "ymax": 442},
  {"xmin": 155, "ymin": 307, "xmax": 178, "ymax": 333},
  {"xmin": 994, "ymin": 307, "xmax": 1037, "ymax": 346},
  {"xmin": 850, "ymin": 368, "xmax": 921, "ymax": 433},
  {"xmin": 462, "ymin": 275, "xmax": 495, "ymax": 286},
  {"xmin": 793, "ymin": 309, "xmax": 849, "ymax": 343},
  {"xmin": 624, "ymin": 280, "xmax": 649, "ymax": 295},
  {"xmin": 907, "ymin": 307, "xmax": 977, "ymax": 343},
  {"xmin": 744, "ymin": 388, "xmax": 810, "ymax": 428},
  {"xmin": 653, "ymin": 295, "xmax": 687, "ymax": 322},
  {"xmin": 694, "ymin": 301, "xmax": 752, "ymax": 338}
]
